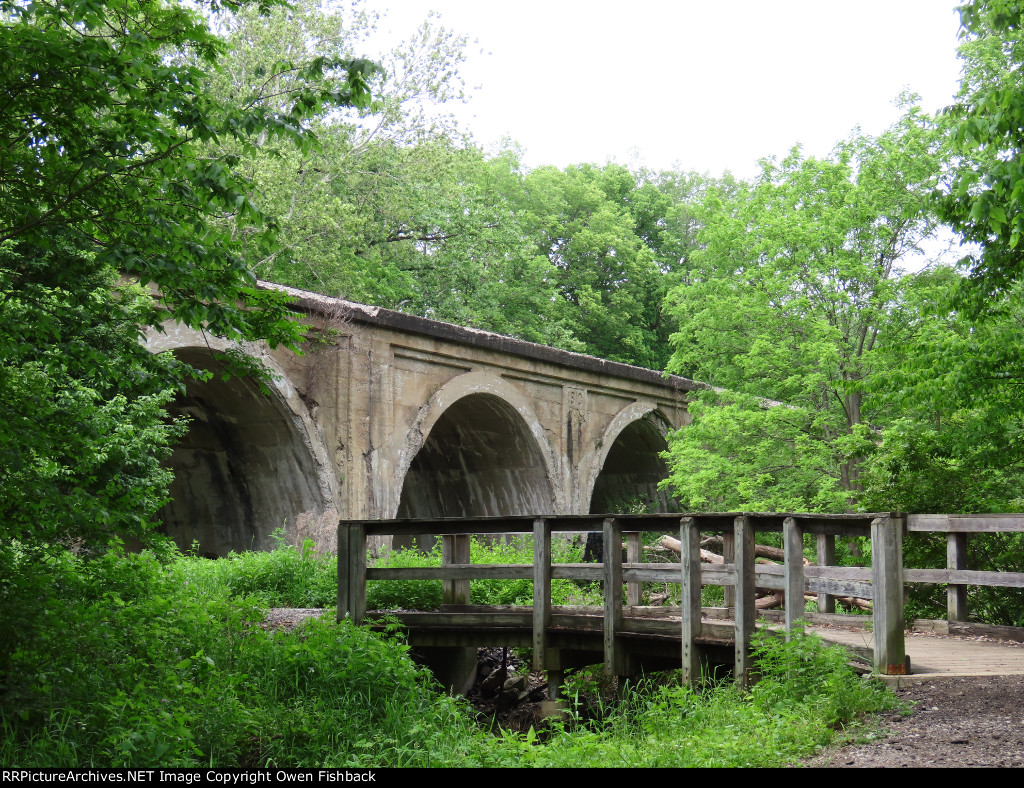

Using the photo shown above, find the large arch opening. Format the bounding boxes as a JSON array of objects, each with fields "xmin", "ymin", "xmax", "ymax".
[
  {"xmin": 396, "ymin": 393, "xmax": 554, "ymax": 520},
  {"xmin": 589, "ymin": 415, "xmax": 674, "ymax": 515},
  {"xmin": 158, "ymin": 348, "xmax": 326, "ymax": 556}
]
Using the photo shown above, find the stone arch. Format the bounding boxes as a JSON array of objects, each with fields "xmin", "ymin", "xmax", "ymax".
[
  {"xmin": 388, "ymin": 371, "xmax": 560, "ymax": 520},
  {"xmin": 582, "ymin": 402, "xmax": 677, "ymax": 514},
  {"xmin": 155, "ymin": 343, "xmax": 334, "ymax": 556}
]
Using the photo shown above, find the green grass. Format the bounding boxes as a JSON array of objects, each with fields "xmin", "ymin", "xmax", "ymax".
[{"xmin": 0, "ymin": 541, "xmax": 897, "ymax": 768}]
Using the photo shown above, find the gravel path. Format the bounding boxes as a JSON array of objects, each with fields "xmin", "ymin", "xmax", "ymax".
[{"xmin": 803, "ymin": 675, "xmax": 1024, "ymax": 768}]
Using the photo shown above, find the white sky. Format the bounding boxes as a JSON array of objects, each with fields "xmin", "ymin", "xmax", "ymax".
[{"xmin": 369, "ymin": 0, "xmax": 965, "ymax": 179}]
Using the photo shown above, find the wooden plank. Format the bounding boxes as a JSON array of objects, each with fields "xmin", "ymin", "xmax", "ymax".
[
  {"xmin": 733, "ymin": 516, "xmax": 756, "ymax": 688},
  {"xmin": 701, "ymin": 565, "xmax": 738, "ymax": 587},
  {"xmin": 784, "ymin": 517, "xmax": 804, "ymax": 636},
  {"xmin": 803, "ymin": 565, "xmax": 873, "ymax": 581},
  {"xmin": 948, "ymin": 621, "xmax": 1024, "ymax": 643},
  {"xmin": 533, "ymin": 518, "xmax": 551, "ymax": 672},
  {"xmin": 551, "ymin": 564, "xmax": 604, "ymax": 581},
  {"xmin": 379, "ymin": 611, "xmax": 533, "ymax": 627},
  {"xmin": 603, "ymin": 517, "xmax": 625, "ymax": 675},
  {"xmin": 907, "ymin": 514, "xmax": 1024, "ymax": 533},
  {"xmin": 806, "ymin": 577, "xmax": 874, "ymax": 600},
  {"xmin": 904, "ymin": 567, "xmax": 1024, "ymax": 588},
  {"xmin": 367, "ymin": 565, "xmax": 533, "ymax": 580},
  {"xmin": 627, "ymin": 532, "xmax": 643, "ymax": 606},
  {"xmin": 680, "ymin": 516, "xmax": 702, "ymax": 684},
  {"xmin": 816, "ymin": 533, "xmax": 836, "ymax": 614},
  {"xmin": 442, "ymin": 534, "xmax": 471, "ymax": 605},
  {"xmin": 948, "ymin": 532, "xmax": 968, "ymax": 621},
  {"xmin": 623, "ymin": 567, "xmax": 690, "ymax": 584},
  {"xmin": 871, "ymin": 515, "xmax": 906, "ymax": 675}
]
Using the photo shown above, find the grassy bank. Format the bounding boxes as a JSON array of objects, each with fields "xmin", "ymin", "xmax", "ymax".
[{"xmin": 0, "ymin": 540, "xmax": 896, "ymax": 767}]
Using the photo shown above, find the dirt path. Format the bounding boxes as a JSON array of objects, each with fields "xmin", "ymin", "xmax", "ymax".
[{"xmin": 803, "ymin": 675, "xmax": 1024, "ymax": 768}]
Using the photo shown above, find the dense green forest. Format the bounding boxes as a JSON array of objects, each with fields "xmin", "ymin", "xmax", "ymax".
[{"xmin": 2, "ymin": 0, "xmax": 1024, "ymax": 767}]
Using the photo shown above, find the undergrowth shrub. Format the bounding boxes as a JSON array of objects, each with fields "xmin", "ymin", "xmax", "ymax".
[
  {"xmin": 0, "ymin": 545, "xmax": 500, "ymax": 768},
  {"xmin": 178, "ymin": 531, "xmax": 337, "ymax": 608},
  {"xmin": 1, "ymin": 543, "xmax": 896, "ymax": 769}
]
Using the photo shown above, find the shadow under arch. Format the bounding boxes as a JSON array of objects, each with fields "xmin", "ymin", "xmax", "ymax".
[
  {"xmin": 158, "ymin": 347, "xmax": 328, "ymax": 556},
  {"xmin": 586, "ymin": 405, "xmax": 677, "ymax": 515},
  {"xmin": 395, "ymin": 392, "xmax": 556, "ymax": 523}
]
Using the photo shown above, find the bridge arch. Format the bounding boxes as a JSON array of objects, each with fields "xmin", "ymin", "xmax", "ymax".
[
  {"xmin": 388, "ymin": 371, "xmax": 561, "ymax": 520},
  {"xmin": 154, "ymin": 340, "xmax": 334, "ymax": 556},
  {"xmin": 582, "ymin": 402, "xmax": 677, "ymax": 514}
]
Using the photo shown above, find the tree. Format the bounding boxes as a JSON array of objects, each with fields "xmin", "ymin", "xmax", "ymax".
[
  {"xmin": 520, "ymin": 164, "xmax": 667, "ymax": 368},
  {"xmin": 662, "ymin": 112, "xmax": 942, "ymax": 512},
  {"xmin": 0, "ymin": 0, "xmax": 378, "ymax": 551},
  {"xmin": 938, "ymin": 0, "xmax": 1024, "ymax": 309}
]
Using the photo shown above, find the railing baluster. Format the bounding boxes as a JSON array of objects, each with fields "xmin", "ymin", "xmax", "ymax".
[
  {"xmin": 784, "ymin": 516, "xmax": 804, "ymax": 637},
  {"xmin": 603, "ymin": 517, "xmax": 625, "ymax": 676},
  {"xmin": 442, "ymin": 533, "xmax": 471, "ymax": 606},
  {"xmin": 532, "ymin": 517, "xmax": 551, "ymax": 673},
  {"xmin": 947, "ymin": 530, "xmax": 968, "ymax": 622},
  {"xmin": 871, "ymin": 514, "xmax": 906, "ymax": 675},
  {"xmin": 337, "ymin": 521, "xmax": 366, "ymax": 624},
  {"xmin": 680, "ymin": 516, "xmax": 702, "ymax": 684},
  {"xmin": 733, "ymin": 515, "xmax": 755, "ymax": 688}
]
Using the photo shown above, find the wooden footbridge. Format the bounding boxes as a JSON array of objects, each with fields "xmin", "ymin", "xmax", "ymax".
[{"xmin": 336, "ymin": 513, "xmax": 1024, "ymax": 692}]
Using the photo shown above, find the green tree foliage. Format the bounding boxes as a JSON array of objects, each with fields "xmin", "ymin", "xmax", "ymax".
[
  {"xmin": 521, "ymin": 163, "xmax": 669, "ymax": 368},
  {"xmin": 939, "ymin": 0, "xmax": 1024, "ymax": 309},
  {"xmin": 860, "ymin": 266, "xmax": 1024, "ymax": 513},
  {"xmin": 0, "ymin": 0, "xmax": 378, "ymax": 551},
  {"xmin": 662, "ymin": 113, "xmax": 941, "ymax": 512}
]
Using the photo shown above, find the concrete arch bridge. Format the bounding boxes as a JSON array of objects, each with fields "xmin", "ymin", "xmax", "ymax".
[{"xmin": 145, "ymin": 284, "xmax": 701, "ymax": 556}]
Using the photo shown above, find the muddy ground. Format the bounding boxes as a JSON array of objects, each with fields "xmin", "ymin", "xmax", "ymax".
[{"xmin": 802, "ymin": 674, "xmax": 1024, "ymax": 768}]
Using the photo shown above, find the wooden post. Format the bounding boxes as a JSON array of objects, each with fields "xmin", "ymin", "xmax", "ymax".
[
  {"xmin": 783, "ymin": 517, "xmax": 804, "ymax": 637},
  {"xmin": 602, "ymin": 517, "xmax": 626, "ymax": 676},
  {"xmin": 680, "ymin": 516, "xmax": 703, "ymax": 684},
  {"xmin": 533, "ymin": 518, "xmax": 552, "ymax": 672},
  {"xmin": 816, "ymin": 533, "xmax": 836, "ymax": 614},
  {"xmin": 871, "ymin": 515, "xmax": 907, "ymax": 675},
  {"xmin": 442, "ymin": 533, "xmax": 471, "ymax": 606},
  {"xmin": 337, "ymin": 522, "xmax": 366, "ymax": 624},
  {"xmin": 733, "ymin": 516, "xmax": 756, "ymax": 688},
  {"xmin": 626, "ymin": 531, "xmax": 642, "ymax": 606},
  {"xmin": 722, "ymin": 530, "xmax": 736, "ymax": 611},
  {"xmin": 947, "ymin": 531, "xmax": 969, "ymax": 622}
]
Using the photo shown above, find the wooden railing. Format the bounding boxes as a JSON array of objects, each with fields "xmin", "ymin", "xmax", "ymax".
[
  {"xmin": 905, "ymin": 514, "xmax": 1024, "ymax": 627},
  {"xmin": 337, "ymin": 512, "xmax": 908, "ymax": 682}
]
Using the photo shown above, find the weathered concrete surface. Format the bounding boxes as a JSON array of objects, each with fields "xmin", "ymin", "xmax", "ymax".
[{"xmin": 145, "ymin": 283, "xmax": 701, "ymax": 555}]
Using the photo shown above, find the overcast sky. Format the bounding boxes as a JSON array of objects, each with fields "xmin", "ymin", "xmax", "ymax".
[{"xmin": 368, "ymin": 1, "xmax": 965, "ymax": 178}]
